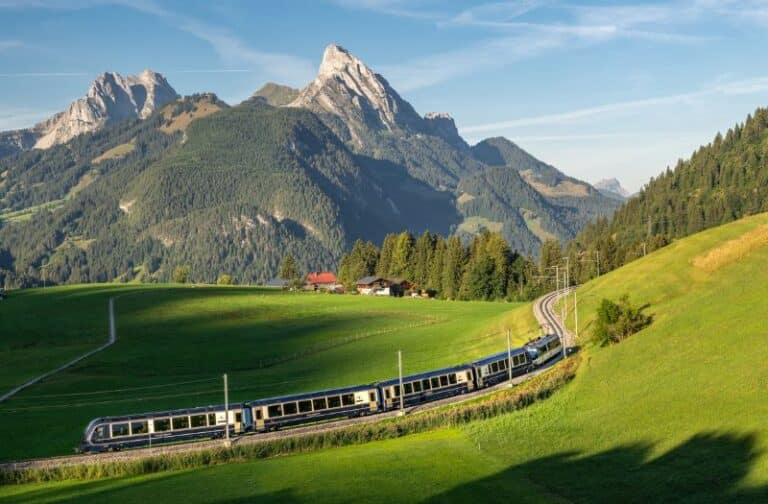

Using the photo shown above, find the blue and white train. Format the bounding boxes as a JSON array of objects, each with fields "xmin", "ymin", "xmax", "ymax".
[{"xmin": 81, "ymin": 334, "xmax": 563, "ymax": 452}]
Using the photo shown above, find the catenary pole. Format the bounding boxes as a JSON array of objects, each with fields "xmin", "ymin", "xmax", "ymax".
[
  {"xmin": 398, "ymin": 350, "xmax": 405, "ymax": 416},
  {"xmin": 574, "ymin": 289, "xmax": 579, "ymax": 342},
  {"xmin": 223, "ymin": 373, "xmax": 230, "ymax": 446},
  {"xmin": 507, "ymin": 329, "xmax": 513, "ymax": 386},
  {"xmin": 596, "ymin": 250, "xmax": 601, "ymax": 277}
]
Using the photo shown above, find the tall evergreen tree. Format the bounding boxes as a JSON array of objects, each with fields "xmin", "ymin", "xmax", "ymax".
[{"xmin": 441, "ymin": 236, "xmax": 466, "ymax": 300}]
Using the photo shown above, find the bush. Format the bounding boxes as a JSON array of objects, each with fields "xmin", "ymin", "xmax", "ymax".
[
  {"xmin": 172, "ymin": 265, "xmax": 190, "ymax": 284},
  {"xmin": 594, "ymin": 295, "xmax": 653, "ymax": 346},
  {"xmin": 216, "ymin": 274, "xmax": 234, "ymax": 285}
]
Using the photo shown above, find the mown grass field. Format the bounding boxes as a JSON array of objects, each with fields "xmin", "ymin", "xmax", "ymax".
[
  {"xmin": 4, "ymin": 213, "xmax": 767, "ymax": 502},
  {"xmin": 0, "ymin": 285, "xmax": 534, "ymax": 461}
]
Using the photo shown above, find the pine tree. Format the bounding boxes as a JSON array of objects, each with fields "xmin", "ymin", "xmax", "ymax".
[
  {"xmin": 390, "ymin": 231, "xmax": 415, "ymax": 279},
  {"xmin": 377, "ymin": 234, "xmax": 397, "ymax": 277},
  {"xmin": 441, "ymin": 236, "xmax": 466, "ymax": 300}
]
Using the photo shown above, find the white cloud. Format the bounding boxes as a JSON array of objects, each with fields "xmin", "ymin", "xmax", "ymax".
[
  {"xmin": 460, "ymin": 75, "xmax": 768, "ymax": 134},
  {"xmin": 0, "ymin": 40, "xmax": 23, "ymax": 51},
  {"xmin": 0, "ymin": 0, "xmax": 316, "ymax": 87},
  {"xmin": 329, "ymin": 0, "xmax": 443, "ymax": 20}
]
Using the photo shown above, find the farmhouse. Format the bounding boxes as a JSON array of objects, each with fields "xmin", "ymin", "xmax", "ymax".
[
  {"xmin": 356, "ymin": 277, "xmax": 412, "ymax": 297},
  {"xmin": 305, "ymin": 271, "xmax": 339, "ymax": 291}
]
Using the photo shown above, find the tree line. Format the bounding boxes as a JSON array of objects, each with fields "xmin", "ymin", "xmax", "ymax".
[{"xmin": 337, "ymin": 230, "xmax": 555, "ymax": 302}]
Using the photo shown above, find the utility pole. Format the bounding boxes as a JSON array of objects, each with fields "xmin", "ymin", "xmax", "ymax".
[
  {"xmin": 223, "ymin": 373, "xmax": 230, "ymax": 446},
  {"xmin": 642, "ymin": 242, "xmax": 647, "ymax": 257},
  {"xmin": 397, "ymin": 350, "xmax": 405, "ymax": 416},
  {"xmin": 574, "ymin": 290, "xmax": 579, "ymax": 342},
  {"xmin": 506, "ymin": 329, "xmax": 513, "ymax": 386}
]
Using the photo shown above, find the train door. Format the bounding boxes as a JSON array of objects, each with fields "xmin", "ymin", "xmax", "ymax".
[
  {"xmin": 253, "ymin": 406, "xmax": 265, "ymax": 431},
  {"xmin": 230, "ymin": 409, "xmax": 243, "ymax": 434}
]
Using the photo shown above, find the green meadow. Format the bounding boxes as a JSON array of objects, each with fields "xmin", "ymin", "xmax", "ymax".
[
  {"xmin": 0, "ymin": 285, "xmax": 533, "ymax": 461},
  {"xmin": 3, "ymin": 212, "xmax": 768, "ymax": 502}
]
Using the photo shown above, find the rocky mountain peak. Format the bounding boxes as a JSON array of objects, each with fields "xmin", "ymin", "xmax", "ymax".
[
  {"xmin": 594, "ymin": 178, "xmax": 630, "ymax": 200},
  {"xmin": 288, "ymin": 44, "xmax": 424, "ymax": 144},
  {"xmin": 33, "ymin": 70, "xmax": 178, "ymax": 149}
]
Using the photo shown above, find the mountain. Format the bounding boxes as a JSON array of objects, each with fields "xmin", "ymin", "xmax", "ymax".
[
  {"xmin": 594, "ymin": 178, "xmax": 630, "ymax": 200},
  {"xmin": 253, "ymin": 83, "xmax": 299, "ymax": 106},
  {"xmin": 0, "ymin": 70, "xmax": 177, "ymax": 157},
  {"xmin": 569, "ymin": 106, "xmax": 768, "ymax": 279},
  {"xmin": 0, "ymin": 44, "xmax": 620, "ymax": 287},
  {"xmin": 470, "ymin": 137, "xmax": 620, "ymax": 235}
]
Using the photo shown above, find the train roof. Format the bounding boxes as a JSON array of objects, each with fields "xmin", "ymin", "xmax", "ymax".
[
  {"xmin": 471, "ymin": 347, "xmax": 527, "ymax": 366},
  {"xmin": 526, "ymin": 334, "xmax": 560, "ymax": 348},
  {"xmin": 247, "ymin": 384, "xmax": 375, "ymax": 406},
  {"xmin": 376, "ymin": 364, "xmax": 473, "ymax": 387},
  {"xmin": 87, "ymin": 404, "xmax": 229, "ymax": 425}
]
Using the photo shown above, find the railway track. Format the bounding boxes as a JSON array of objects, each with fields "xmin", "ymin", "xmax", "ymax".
[{"xmin": 1, "ymin": 290, "xmax": 572, "ymax": 472}]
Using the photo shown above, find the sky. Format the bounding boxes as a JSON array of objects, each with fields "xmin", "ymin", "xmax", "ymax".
[{"xmin": 3, "ymin": 1, "xmax": 768, "ymax": 191}]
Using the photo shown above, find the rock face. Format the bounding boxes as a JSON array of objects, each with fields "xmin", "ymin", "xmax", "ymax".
[
  {"xmin": 33, "ymin": 70, "xmax": 178, "ymax": 149},
  {"xmin": 423, "ymin": 112, "xmax": 468, "ymax": 150},
  {"xmin": 594, "ymin": 178, "xmax": 630, "ymax": 200},
  {"xmin": 288, "ymin": 44, "xmax": 425, "ymax": 145}
]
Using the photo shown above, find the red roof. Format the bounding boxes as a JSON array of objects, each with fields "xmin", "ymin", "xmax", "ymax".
[{"xmin": 306, "ymin": 272, "xmax": 337, "ymax": 284}]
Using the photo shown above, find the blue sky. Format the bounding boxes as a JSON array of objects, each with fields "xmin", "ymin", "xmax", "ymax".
[{"xmin": 3, "ymin": 1, "xmax": 768, "ymax": 191}]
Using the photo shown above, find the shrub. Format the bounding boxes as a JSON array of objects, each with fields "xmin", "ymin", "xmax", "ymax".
[
  {"xmin": 172, "ymin": 265, "xmax": 190, "ymax": 284},
  {"xmin": 594, "ymin": 294, "xmax": 653, "ymax": 346},
  {"xmin": 216, "ymin": 274, "xmax": 234, "ymax": 285}
]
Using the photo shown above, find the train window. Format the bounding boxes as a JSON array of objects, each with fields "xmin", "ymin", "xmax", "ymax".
[
  {"xmin": 328, "ymin": 396, "xmax": 342, "ymax": 408},
  {"xmin": 413, "ymin": 381, "xmax": 422, "ymax": 392},
  {"xmin": 393, "ymin": 385, "xmax": 401, "ymax": 397},
  {"xmin": 172, "ymin": 416, "xmax": 190, "ymax": 430},
  {"xmin": 384, "ymin": 389, "xmax": 391, "ymax": 399},
  {"xmin": 235, "ymin": 412, "xmax": 242, "ymax": 423},
  {"xmin": 254, "ymin": 409, "xmax": 263, "ymax": 420},
  {"xmin": 491, "ymin": 362, "xmax": 499, "ymax": 373},
  {"xmin": 440, "ymin": 375, "xmax": 449, "ymax": 387},
  {"xmin": 268, "ymin": 405, "xmax": 283, "ymax": 417},
  {"xmin": 404, "ymin": 383, "xmax": 413, "ymax": 395},
  {"xmin": 111, "ymin": 423, "xmax": 129, "ymax": 437},
  {"xmin": 208, "ymin": 413, "xmax": 217, "ymax": 426},
  {"xmin": 299, "ymin": 400, "xmax": 313, "ymax": 413},
  {"xmin": 431, "ymin": 377, "xmax": 440, "ymax": 388},
  {"xmin": 154, "ymin": 418, "xmax": 171, "ymax": 432},
  {"xmin": 190, "ymin": 415, "xmax": 206, "ymax": 428},
  {"xmin": 94, "ymin": 425, "xmax": 109, "ymax": 440},
  {"xmin": 369, "ymin": 392, "xmax": 376, "ymax": 402},
  {"xmin": 131, "ymin": 421, "xmax": 148, "ymax": 435},
  {"xmin": 499, "ymin": 360, "xmax": 507, "ymax": 370},
  {"xmin": 313, "ymin": 398, "xmax": 327, "ymax": 410},
  {"xmin": 422, "ymin": 379, "xmax": 431, "ymax": 390},
  {"xmin": 449, "ymin": 374, "xmax": 457, "ymax": 384},
  {"xmin": 283, "ymin": 402, "xmax": 298, "ymax": 415},
  {"xmin": 342, "ymin": 394, "xmax": 355, "ymax": 406}
]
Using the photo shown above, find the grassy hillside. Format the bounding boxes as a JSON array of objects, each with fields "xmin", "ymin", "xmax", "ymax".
[
  {"xmin": 0, "ymin": 286, "xmax": 532, "ymax": 461},
  {"xmin": 5, "ymin": 213, "xmax": 766, "ymax": 502}
]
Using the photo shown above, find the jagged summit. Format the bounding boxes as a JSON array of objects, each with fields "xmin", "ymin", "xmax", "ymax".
[
  {"xmin": 288, "ymin": 44, "xmax": 424, "ymax": 144},
  {"xmin": 594, "ymin": 178, "xmax": 630, "ymax": 200},
  {"xmin": 32, "ymin": 70, "xmax": 178, "ymax": 149}
]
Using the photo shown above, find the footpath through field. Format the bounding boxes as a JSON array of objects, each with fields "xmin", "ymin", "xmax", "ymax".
[{"xmin": 0, "ymin": 298, "xmax": 117, "ymax": 403}]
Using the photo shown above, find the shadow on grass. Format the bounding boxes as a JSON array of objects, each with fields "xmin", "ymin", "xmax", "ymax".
[{"xmin": 425, "ymin": 431, "xmax": 768, "ymax": 503}]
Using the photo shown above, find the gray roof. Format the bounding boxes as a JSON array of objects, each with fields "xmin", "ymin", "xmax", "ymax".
[{"xmin": 356, "ymin": 275, "xmax": 383, "ymax": 285}]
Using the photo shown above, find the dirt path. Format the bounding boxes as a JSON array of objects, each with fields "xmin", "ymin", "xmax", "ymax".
[{"xmin": 0, "ymin": 298, "xmax": 117, "ymax": 403}]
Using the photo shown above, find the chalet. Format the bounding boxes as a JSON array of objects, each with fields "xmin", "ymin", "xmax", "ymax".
[
  {"xmin": 305, "ymin": 271, "xmax": 338, "ymax": 291},
  {"xmin": 356, "ymin": 277, "xmax": 412, "ymax": 297}
]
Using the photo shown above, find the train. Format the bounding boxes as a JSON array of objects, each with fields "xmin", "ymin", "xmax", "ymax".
[{"xmin": 80, "ymin": 334, "xmax": 563, "ymax": 453}]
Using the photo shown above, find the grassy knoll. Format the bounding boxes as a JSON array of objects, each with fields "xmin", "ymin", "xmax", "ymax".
[
  {"xmin": 0, "ymin": 286, "xmax": 530, "ymax": 461},
  {"xmin": 4, "ymin": 213, "xmax": 768, "ymax": 502}
]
